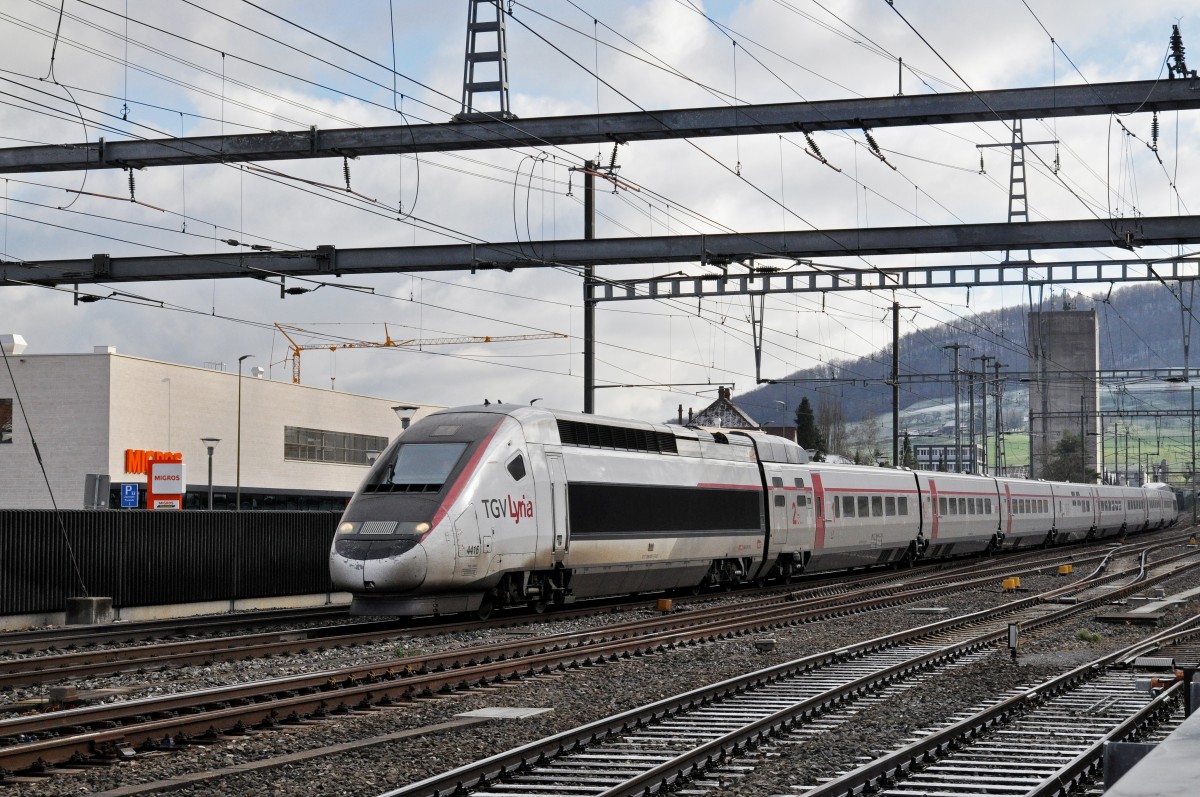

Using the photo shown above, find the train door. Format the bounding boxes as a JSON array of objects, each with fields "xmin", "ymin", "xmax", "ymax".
[
  {"xmin": 791, "ymin": 475, "xmax": 809, "ymax": 541},
  {"xmin": 810, "ymin": 472, "xmax": 826, "ymax": 549},
  {"xmin": 1003, "ymin": 483, "xmax": 1014, "ymax": 538},
  {"xmin": 453, "ymin": 506, "xmax": 483, "ymax": 577},
  {"xmin": 767, "ymin": 471, "xmax": 787, "ymax": 539},
  {"xmin": 546, "ymin": 453, "xmax": 570, "ymax": 562},
  {"xmin": 927, "ymin": 478, "xmax": 940, "ymax": 541}
]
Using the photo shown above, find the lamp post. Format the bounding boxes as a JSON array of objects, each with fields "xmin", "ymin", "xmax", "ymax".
[
  {"xmin": 162, "ymin": 377, "xmax": 171, "ymax": 449},
  {"xmin": 201, "ymin": 437, "xmax": 220, "ymax": 510},
  {"xmin": 236, "ymin": 354, "xmax": 253, "ymax": 511},
  {"xmin": 392, "ymin": 405, "xmax": 418, "ymax": 432}
]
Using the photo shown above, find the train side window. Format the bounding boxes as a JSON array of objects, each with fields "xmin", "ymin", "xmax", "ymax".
[
  {"xmin": 898, "ymin": 497, "xmax": 908, "ymax": 515},
  {"xmin": 967, "ymin": 499, "xmax": 976, "ymax": 515},
  {"xmin": 938, "ymin": 496, "xmax": 947, "ymax": 515},
  {"xmin": 833, "ymin": 497, "xmax": 841, "ymax": 517},
  {"xmin": 958, "ymin": 497, "xmax": 967, "ymax": 514},
  {"xmin": 816, "ymin": 497, "xmax": 823, "ymax": 518},
  {"xmin": 872, "ymin": 496, "xmax": 883, "ymax": 516},
  {"xmin": 947, "ymin": 498, "xmax": 957, "ymax": 516},
  {"xmin": 794, "ymin": 477, "xmax": 806, "ymax": 489},
  {"xmin": 846, "ymin": 495, "xmax": 858, "ymax": 517},
  {"xmin": 885, "ymin": 496, "xmax": 896, "ymax": 516},
  {"xmin": 506, "ymin": 454, "xmax": 527, "ymax": 481},
  {"xmin": 772, "ymin": 476, "xmax": 784, "ymax": 487},
  {"xmin": 986, "ymin": 498, "xmax": 992, "ymax": 514},
  {"xmin": 774, "ymin": 494, "xmax": 786, "ymax": 507},
  {"xmin": 857, "ymin": 496, "xmax": 870, "ymax": 517}
]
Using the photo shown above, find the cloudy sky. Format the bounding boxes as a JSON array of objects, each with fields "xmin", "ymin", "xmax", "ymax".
[{"xmin": 0, "ymin": 0, "xmax": 1196, "ymax": 424}]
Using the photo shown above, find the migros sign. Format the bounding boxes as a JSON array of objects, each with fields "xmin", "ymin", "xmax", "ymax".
[{"xmin": 124, "ymin": 448, "xmax": 182, "ymax": 475}]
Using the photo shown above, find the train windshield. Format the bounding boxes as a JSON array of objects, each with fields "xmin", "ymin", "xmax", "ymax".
[{"xmin": 386, "ymin": 443, "xmax": 468, "ymax": 488}]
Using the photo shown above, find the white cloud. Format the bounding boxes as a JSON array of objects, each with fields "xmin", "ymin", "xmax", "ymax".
[{"xmin": 1, "ymin": 0, "xmax": 1198, "ymax": 426}]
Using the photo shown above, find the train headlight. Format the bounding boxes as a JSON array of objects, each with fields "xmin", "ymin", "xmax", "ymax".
[
  {"xmin": 396, "ymin": 521, "xmax": 431, "ymax": 536},
  {"xmin": 337, "ymin": 521, "xmax": 360, "ymax": 535}
]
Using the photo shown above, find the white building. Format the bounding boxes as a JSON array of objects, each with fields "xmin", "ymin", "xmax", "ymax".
[{"xmin": 0, "ymin": 340, "xmax": 439, "ymax": 510}]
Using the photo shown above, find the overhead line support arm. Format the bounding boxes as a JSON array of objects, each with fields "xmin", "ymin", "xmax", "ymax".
[{"xmin": 0, "ymin": 80, "xmax": 1197, "ymax": 174}]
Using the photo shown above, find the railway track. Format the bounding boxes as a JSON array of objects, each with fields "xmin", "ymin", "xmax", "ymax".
[
  {"xmin": 1, "ymin": 541, "xmax": 1186, "ymax": 780},
  {"xmin": 368, "ymin": 550, "xmax": 1200, "ymax": 797},
  {"xmin": 802, "ymin": 616, "xmax": 1200, "ymax": 797},
  {"xmin": 0, "ymin": 535, "xmax": 1171, "ymax": 692}
]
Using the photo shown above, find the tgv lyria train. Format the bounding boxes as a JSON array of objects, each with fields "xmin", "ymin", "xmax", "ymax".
[{"xmin": 329, "ymin": 404, "xmax": 1178, "ymax": 618}]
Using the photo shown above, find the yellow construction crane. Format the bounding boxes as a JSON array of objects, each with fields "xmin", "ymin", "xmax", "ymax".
[{"xmin": 275, "ymin": 322, "xmax": 567, "ymax": 384}]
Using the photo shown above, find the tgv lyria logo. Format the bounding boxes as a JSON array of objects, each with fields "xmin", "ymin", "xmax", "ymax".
[{"xmin": 482, "ymin": 495, "xmax": 535, "ymax": 524}]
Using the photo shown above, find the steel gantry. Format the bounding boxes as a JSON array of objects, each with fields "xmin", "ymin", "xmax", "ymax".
[
  {"xmin": 0, "ymin": 80, "xmax": 1198, "ymax": 174},
  {"xmin": 5, "ymin": 217, "xmax": 1200, "ymax": 287}
]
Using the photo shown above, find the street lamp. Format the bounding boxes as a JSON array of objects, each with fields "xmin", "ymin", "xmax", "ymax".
[
  {"xmin": 236, "ymin": 354, "xmax": 253, "ymax": 511},
  {"xmin": 392, "ymin": 405, "xmax": 418, "ymax": 431},
  {"xmin": 161, "ymin": 377, "xmax": 171, "ymax": 449},
  {"xmin": 201, "ymin": 437, "xmax": 220, "ymax": 510}
]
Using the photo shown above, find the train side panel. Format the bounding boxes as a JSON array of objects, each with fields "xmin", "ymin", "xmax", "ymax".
[
  {"xmin": 556, "ymin": 436, "xmax": 765, "ymax": 598},
  {"xmin": 913, "ymin": 472, "xmax": 1001, "ymax": 557},
  {"xmin": 805, "ymin": 464, "xmax": 923, "ymax": 571},
  {"xmin": 996, "ymin": 478, "xmax": 1056, "ymax": 548}
]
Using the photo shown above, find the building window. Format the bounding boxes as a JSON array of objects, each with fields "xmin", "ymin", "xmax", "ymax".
[
  {"xmin": 0, "ymin": 398, "xmax": 11, "ymax": 443},
  {"xmin": 284, "ymin": 425, "xmax": 389, "ymax": 465}
]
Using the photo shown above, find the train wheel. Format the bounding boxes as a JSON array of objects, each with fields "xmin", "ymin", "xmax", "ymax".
[
  {"xmin": 528, "ymin": 595, "xmax": 549, "ymax": 614},
  {"xmin": 476, "ymin": 594, "xmax": 495, "ymax": 621}
]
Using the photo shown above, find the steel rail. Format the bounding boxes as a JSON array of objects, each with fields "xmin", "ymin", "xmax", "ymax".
[
  {"xmin": 0, "ymin": 536, "xmax": 1143, "ymax": 690},
  {"xmin": 0, "ymin": 542, "xmax": 1186, "ymax": 777},
  {"xmin": 373, "ymin": 554, "xmax": 1200, "ymax": 797},
  {"xmin": 803, "ymin": 615, "xmax": 1200, "ymax": 797},
  {"xmin": 0, "ymin": 548, "xmax": 1164, "ymax": 776}
]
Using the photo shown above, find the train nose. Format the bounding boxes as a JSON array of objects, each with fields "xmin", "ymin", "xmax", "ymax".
[
  {"xmin": 329, "ymin": 538, "xmax": 428, "ymax": 592},
  {"xmin": 364, "ymin": 544, "xmax": 428, "ymax": 591}
]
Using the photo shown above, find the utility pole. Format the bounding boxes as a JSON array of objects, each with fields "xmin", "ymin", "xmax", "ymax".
[
  {"xmin": 994, "ymin": 361, "xmax": 1007, "ymax": 475},
  {"xmin": 892, "ymin": 301, "xmax": 899, "ymax": 468},
  {"xmin": 944, "ymin": 343, "xmax": 970, "ymax": 472},
  {"xmin": 973, "ymin": 355, "xmax": 993, "ymax": 474},
  {"xmin": 888, "ymin": 301, "xmax": 918, "ymax": 468},
  {"xmin": 967, "ymin": 370, "xmax": 976, "ymax": 473},
  {"xmin": 1080, "ymin": 394, "xmax": 1087, "ymax": 482},
  {"xmin": 583, "ymin": 160, "xmax": 596, "ymax": 413},
  {"xmin": 978, "ymin": 119, "xmax": 1058, "ymax": 263}
]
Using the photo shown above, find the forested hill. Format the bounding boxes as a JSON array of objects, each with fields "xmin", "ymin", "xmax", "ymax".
[{"xmin": 735, "ymin": 283, "xmax": 1189, "ymax": 427}]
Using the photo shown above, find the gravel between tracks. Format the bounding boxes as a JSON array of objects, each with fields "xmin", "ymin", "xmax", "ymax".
[{"xmin": 6, "ymin": 557, "xmax": 1199, "ymax": 797}]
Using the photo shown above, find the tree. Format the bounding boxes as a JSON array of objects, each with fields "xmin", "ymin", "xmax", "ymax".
[
  {"xmin": 1043, "ymin": 432, "xmax": 1100, "ymax": 483},
  {"xmin": 901, "ymin": 432, "xmax": 918, "ymax": 469},
  {"xmin": 794, "ymin": 397, "xmax": 826, "ymax": 460},
  {"xmin": 816, "ymin": 399, "xmax": 847, "ymax": 456}
]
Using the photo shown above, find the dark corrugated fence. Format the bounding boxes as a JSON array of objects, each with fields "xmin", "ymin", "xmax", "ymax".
[{"xmin": 0, "ymin": 511, "xmax": 339, "ymax": 615}]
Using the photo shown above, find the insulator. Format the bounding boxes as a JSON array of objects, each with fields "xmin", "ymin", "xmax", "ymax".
[
  {"xmin": 804, "ymin": 132, "xmax": 822, "ymax": 159},
  {"xmin": 607, "ymin": 142, "xmax": 619, "ymax": 172},
  {"xmin": 127, "ymin": 168, "xmax": 135, "ymax": 201},
  {"xmin": 342, "ymin": 156, "xmax": 351, "ymax": 191},
  {"xmin": 863, "ymin": 128, "xmax": 882, "ymax": 156},
  {"xmin": 1170, "ymin": 24, "xmax": 1188, "ymax": 76},
  {"xmin": 1151, "ymin": 111, "xmax": 1160, "ymax": 150}
]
